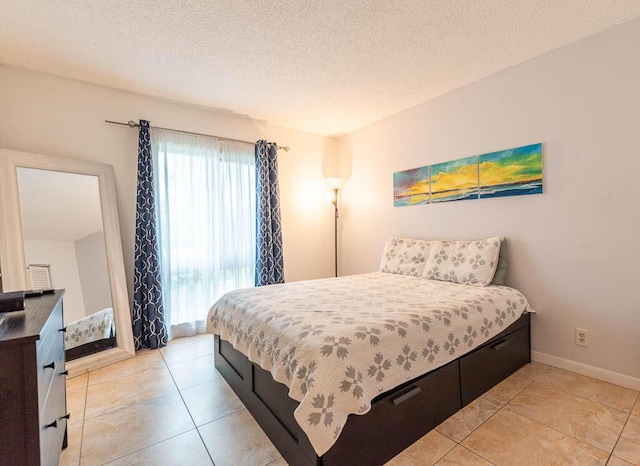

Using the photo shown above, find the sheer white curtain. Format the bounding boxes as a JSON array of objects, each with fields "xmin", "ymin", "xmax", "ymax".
[{"xmin": 151, "ymin": 129, "xmax": 256, "ymax": 340}]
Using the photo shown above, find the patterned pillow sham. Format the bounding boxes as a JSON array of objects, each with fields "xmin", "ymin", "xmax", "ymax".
[
  {"xmin": 379, "ymin": 237, "xmax": 434, "ymax": 277},
  {"xmin": 423, "ymin": 237, "xmax": 501, "ymax": 286}
]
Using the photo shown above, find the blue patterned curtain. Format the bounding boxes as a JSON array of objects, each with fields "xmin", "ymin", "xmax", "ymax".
[
  {"xmin": 132, "ymin": 120, "xmax": 168, "ymax": 349},
  {"xmin": 255, "ymin": 140, "xmax": 284, "ymax": 286}
]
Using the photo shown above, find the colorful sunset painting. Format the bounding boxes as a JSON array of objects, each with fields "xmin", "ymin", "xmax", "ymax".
[
  {"xmin": 393, "ymin": 165, "xmax": 430, "ymax": 206},
  {"xmin": 430, "ymin": 156, "xmax": 478, "ymax": 203},
  {"xmin": 479, "ymin": 143, "xmax": 543, "ymax": 198}
]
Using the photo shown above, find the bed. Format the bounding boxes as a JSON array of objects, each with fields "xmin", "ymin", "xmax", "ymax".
[
  {"xmin": 64, "ymin": 307, "xmax": 116, "ymax": 360},
  {"xmin": 207, "ymin": 237, "xmax": 533, "ymax": 465}
]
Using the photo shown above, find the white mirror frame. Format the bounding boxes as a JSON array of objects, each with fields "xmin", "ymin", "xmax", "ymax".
[{"xmin": 0, "ymin": 149, "xmax": 135, "ymax": 375}]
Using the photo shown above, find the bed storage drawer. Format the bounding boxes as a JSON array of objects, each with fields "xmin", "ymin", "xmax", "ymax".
[
  {"xmin": 219, "ymin": 338, "xmax": 251, "ymax": 381},
  {"xmin": 215, "ymin": 335, "xmax": 318, "ymax": 465},
  {"xmin": 214, "ymin": 310, "xmax": 531, "ymax": 466},
  {"xmin": 253, "ymin": 365, "xmax": 302, "ymax": 443},
  {"xmin": 323, "ymin": 360, "xmax": 461, "ymax": 466},
  {"xmin": 252, "ymin": 364, "xmax": 318, "ymax": 465},
  {"xmin": 460, "ymin": 324, "xmax": 530, "ymax": 406}
]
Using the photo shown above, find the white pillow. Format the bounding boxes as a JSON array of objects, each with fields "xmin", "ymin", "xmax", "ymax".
[
  {"xmin": 423, "ymin": 237, "xmax": 501, "ymax": 286},
  {"xmin": 379, "ymin": 237, "xmax": 434, "ymax": 277}
]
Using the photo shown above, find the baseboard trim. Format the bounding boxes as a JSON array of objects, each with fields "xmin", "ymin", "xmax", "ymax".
[{"xmin": 531, "ymin": 351, "xmax": 640, "ymax": 391}]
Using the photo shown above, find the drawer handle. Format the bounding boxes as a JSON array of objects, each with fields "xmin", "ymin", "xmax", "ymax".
[
  {"xmin": 60, "ymin": 413, "xmax": 71, "ymax": 420},
  {"xmin": 43, "ymin": 361, "xmax": 55, "ymax": 370},
  {"xmin": 492, "ymin": 339, "xmax": 510, "ymax": 351},
  {"xmin": 45, "ymin": 420, "xmax": 57, "ymax": 429},
  {"xmin": 392, "ymin": 386, "xmax": 422, "ymax": 406},
  {"xmin": 60, "ymin": 370, "xmax": 69, "ymax": 376},
  {"xmin": 59, "ymin": 326, "xmax": 67, "ymax": 333}
]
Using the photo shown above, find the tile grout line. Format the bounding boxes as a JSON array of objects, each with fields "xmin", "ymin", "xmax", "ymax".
[
  {"xmin": 534, "ymin": 365, "xmax": 640, "ymax": 411},
  {"xmin": 77, "ymin": 375, "xmax": 89, "ymax": 466},
  {"xmin": 441, "ymin": 374, "xmax": 536, "ymax": 443},
  {"xmin": 84, "ymin": 349, "xmax": 177, "ymax": 464},
  {"xmin": 452, "ymin": 367, "xmax": 552, "ymax": 465},
  {"xmin": 452, "ymin": 444, "xmax": 497, "ymax": 466},
  {"xmin": 94, "ymin": 345, "xmax": 215, "ymax": 465},
  {"xmin": 607, "ymin": 410, "xmax": 635, "ymax": 464},
  {"xmin": 96, "ymin": 428, "xmax": 205, "ymax": 465},
  {"xmin": 81, "ymin": 350, "xmax": 188, "ymax": 423},
  {"xmin": 160, "ymin": 337, "xmax": 262, "ymax": 464},
  {"xmin": 435, "ymin": 442, "xmax": 457, "ymax": 464},
  {"xmin": 161, "ymin": 340, "xmax": 218, "ymax": 465},
  {"xmin": 84, "ymin": 361, "xmax": 166, "ymax": 388},
  {"xmin": 61, "ymin": 373, "xmax": 90, "ymax": 465},
  {"xmin": 509, "ymin": 367, "xmax": 634, "ymax": 454},
  {"xmin": 86, "ymin": 359, "xmax": 162, "ymax": 466},
  {"xmin": 542, "ymin": 367, "xmax": 640, "ymax": 396},
  {"xmin": 511, "ymin": 380, "xmax": 632, "ymax": 453},
  {"xmin": 501, "ymin": 402, "xmax": 612, "ymax": 457},
  {"xmin": 265, "ymin": 457, "xmax": 285, "ymax": 466},
  {"xmin": 75, "ymin": 350, "xmax": 636, "ymax": 465},
  {"xmin": 631, "ymin": 391, "xmax": 640, "ymax": 417},
  {"xmin": 456, "ymin": 400, "xmax": 512, "ymax": 465},
  {"xmin": 534, "ymin": 377, "xmax": 638, "ymax": 414},
  {"xmin": 81, "ymin": 389, "xmax": 177, "ymax": 423}
]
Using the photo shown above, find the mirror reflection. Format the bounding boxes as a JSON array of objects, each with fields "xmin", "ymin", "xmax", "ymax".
[{"xmin": 17, "ymin": 168, "xmax": 116, "ymax": 360}]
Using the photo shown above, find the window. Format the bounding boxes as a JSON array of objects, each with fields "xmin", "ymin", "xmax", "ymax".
[{"xmin": 151, "ymin": 129, "xmax": 255, "ymax": 338}]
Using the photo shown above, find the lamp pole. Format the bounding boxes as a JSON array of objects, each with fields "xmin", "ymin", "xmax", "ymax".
[
  {"xmin": 332, "ymin": 188, "xmax": 339, "ymax": 277},
  {"xmin": 325, "ymin": 177, "xmax": 346, "ymax": 278}
]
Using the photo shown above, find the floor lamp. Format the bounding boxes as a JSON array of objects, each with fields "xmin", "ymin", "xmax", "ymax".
[{"xmin": 325, "ymin": 177, "xmax": 346, "ymax": 277}]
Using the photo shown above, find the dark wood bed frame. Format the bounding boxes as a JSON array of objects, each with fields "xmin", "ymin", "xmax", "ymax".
[
  {"xmin": 65, "ymin": 330, "xmax": 116, "ymax": 361},
  {"xmin": 215, "ymin": 313, "xmax": 530, "ymax": 466}
]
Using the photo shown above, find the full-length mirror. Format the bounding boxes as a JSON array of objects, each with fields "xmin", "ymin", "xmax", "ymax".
[
  {"xmin": 18, "ymin": 168, "xmax": 116, "ymax": 361},
  {"xmin": 0, "ymin": 149, "xmax": 134, "ymax": 375}
]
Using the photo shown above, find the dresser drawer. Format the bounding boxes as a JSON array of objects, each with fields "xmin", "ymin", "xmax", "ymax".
[
  {"xmin": 37, "ymin": 301, "xmax": 65, "ymax": 411},
  {"xmin": 39, "ymin": 370, "xmax": 67, "ymax": 466},
  {"xmin": 0, "ymin": 291, "xmax": 67, "ymax": 466},
  {"xmin": 460, "ymin": 325, "xmax": 530, "ymax": 406}
]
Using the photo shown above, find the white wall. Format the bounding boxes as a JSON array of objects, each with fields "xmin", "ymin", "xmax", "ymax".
[
  {"xmin": 3, "ymin": 21, "xmax": 638, "ymax": 382},
  {"xmin": 24, "ymin": 239, "xmax": 86, "ymax": 323},
  {"xmin": 336, "ymin": 18, "xmax": 640, "ymax": 380},
  {"xmin": 75, "ymin": 231, "xmax": 112, "ymax": 315},
  {"xmin": 0, "ymin": 66, "xmax": 336, "ymax": 301}
]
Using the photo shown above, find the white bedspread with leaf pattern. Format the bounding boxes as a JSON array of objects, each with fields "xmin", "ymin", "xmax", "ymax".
[
  {"xmin": 64, "ymin": 307, "xmax": 114, "ymax": 350},
  {"xmin": 207, "ymin": 272, "xmax": 532, "ymax": 456}
]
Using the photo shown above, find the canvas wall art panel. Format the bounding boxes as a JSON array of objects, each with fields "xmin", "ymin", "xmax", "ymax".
[
  {"xmin": 393, "ymin": 165, "xmax": 430, "ymax": 206},
  {"xmin": 478, "ymin": 143, "xmax": 543, "ymax": 198},
  {"xmin": 430, "ymin": 156, "xmax": 478, "ymax": 203}
]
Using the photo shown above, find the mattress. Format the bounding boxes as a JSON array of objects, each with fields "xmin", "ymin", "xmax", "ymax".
[
  {"xmin": 64, "ymin": 307, "xmax": 114, "ymax": 351},
  {"xmin": 207, "ymin": 272, "xmax": 533, "ymax": 456}
]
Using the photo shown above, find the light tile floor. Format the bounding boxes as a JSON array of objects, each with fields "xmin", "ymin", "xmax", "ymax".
[{"xmin": 61, "ymin": 334, "xmax": 640, "ymax": 465}]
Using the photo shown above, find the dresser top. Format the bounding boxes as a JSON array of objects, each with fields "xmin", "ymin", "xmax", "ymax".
[{"xmin": 0, "ymin": 290, "xmax": 65, "ymax": 345}]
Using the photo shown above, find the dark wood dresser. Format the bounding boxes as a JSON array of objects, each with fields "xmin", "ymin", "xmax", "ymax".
[{"xmin": 0, "ymin": 291, "xmax": 68, "ymax": 466}]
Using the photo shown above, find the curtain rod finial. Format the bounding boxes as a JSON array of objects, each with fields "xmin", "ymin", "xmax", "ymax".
[{"xmin": 127, "ymin": 120, "xmax": 138, "ymax": 127}]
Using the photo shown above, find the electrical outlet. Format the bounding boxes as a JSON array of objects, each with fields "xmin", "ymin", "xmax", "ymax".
[{"xmin": 575, "ymin": 328, "xmax": 589, "ymax": 347}]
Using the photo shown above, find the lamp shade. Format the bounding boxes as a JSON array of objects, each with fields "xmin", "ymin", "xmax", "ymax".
[{"xmin": 325, "ymin": 177, "xmax": 346, "ymax": 190}]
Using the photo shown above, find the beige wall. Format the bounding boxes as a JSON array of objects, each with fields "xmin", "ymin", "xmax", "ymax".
[
  {"xmin": 0, "ymin": 66, "xmax": 336, "ymax": 300},
  {"xmin": 24, "ymin": 239, "xmax": 86, "ymax": 323},
  {"xmin": 336, "ymin": 19, "xmax": 640, "ymax": 380},
  {"xmin": 75, "ymin": 232, "xmax": 112, "ymax": 316}
]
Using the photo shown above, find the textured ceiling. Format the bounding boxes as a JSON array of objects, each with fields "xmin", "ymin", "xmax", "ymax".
[{"xmin": 2, "ymin": 1, "xmax": 640, "ymax": 136}]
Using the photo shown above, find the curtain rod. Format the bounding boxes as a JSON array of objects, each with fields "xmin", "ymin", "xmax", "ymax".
[{"xmin": 105, "ymin": 120, "xmax": 290, "ymax": 152}]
